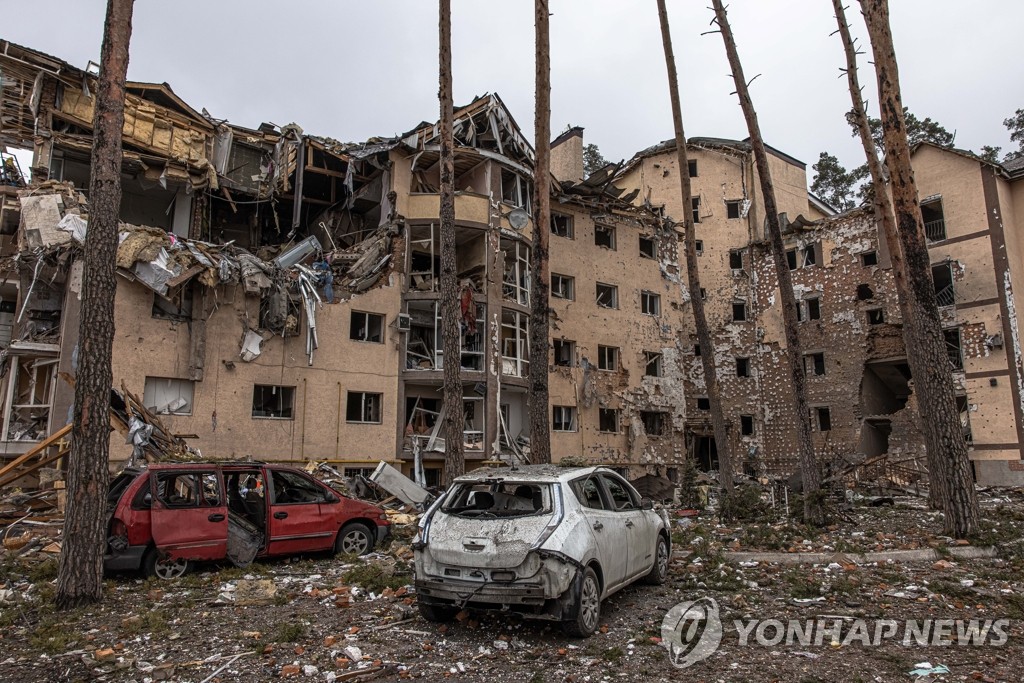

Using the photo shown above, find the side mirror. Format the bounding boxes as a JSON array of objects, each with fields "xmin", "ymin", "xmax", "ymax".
[{"xmin": 641, "ymin": 498, "xmax": 654, "ymax": 511}]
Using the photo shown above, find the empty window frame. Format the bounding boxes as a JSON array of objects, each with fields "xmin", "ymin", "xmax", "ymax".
[
  {"xmin": 732, "ymin": 301, "xmax": 748, "ymax": 322},
  {"xmin": 699, "ymin": 287, "xmax": 707, "ymax": 300},
  {"xmin": 553, "ymin": 405, "xmax": 577, "ymax": 432},
  {"xmin": 252, "ymin": 385, "xmax": 295, "ymax": 419},
  {"xmin": 640, "ymin": 411, "xmax": 667, "ymax": 436},
  {"xmin": 805, "ymin": 296, "xmax": 821, "ymax": 320},
  {"xmin": 350, "ymin": 311, "xmax": 384, "ymax": 343},
  {"xmin": 726, "ymin": 200, "xmax": 742, "ymax": 219},
  {"xmin": 729, "ymin": 249, "xmax": 743, "ymax": 270},
  {"xmin": 933, "ymin": 262, "xmax": 955, "ymax": 307},
  {"xmin": 599, "ymin": 408, "xmax": 620, "ymax": 433},
  {"xmin": 696, "ymin": 397, "xmax": 710, "ymax": 411},
  {"xmin": 805, "ymin": 352, "xmax": 826, "ymax": 376},
  {"xmin": 551, "ymin": 273, "xmax": 575, "ymax": 300},
  {"xmin": 641, "ymin": 290, "xmax": 661, "ymax": 316},
  {"xmin": 857, "ymin": 283, "xmax": 874, "ymax": 301},
  {"xmin": 644, "ymin": 351, "xmax": 663, "ymax": 377},
  {"xmin": 695, "ymin": 239, "xmax": 704, "ymax": 256},
  {"xmin": 501, "ymin": 169, "xmax": 531, "ymax": 211},
  {"xmin": 639, "ymin": 235, "xmax": 656, "ymax": 259},
  {"xmin": 598, "ymin": 345, "xmax": 619, "ymax": 371},
  {"xmin": 861, "ymin": 250, "xmax": 878, "ymax": 267},
  {"xmin": 815, "ymin": 406, "xmax": 832, "ymax": 431},
  {"xmin": 688, "ymin": 159, "xmax": 698, "ymax": 178},
  {"xmin": 502, "ymin": 239, "xmax": 531, "ymax": 306},
  {"xmin": 694, "ymin": 344, "xmax": 702, "ymax": 357},
  {"xmin": 921, "ymin": 198, "xmax": 946, "ymax": 241},
  {"xmin": 786, "ymin": 243, "xmax": 818, "ymax": 270},
  {"xmin": 152, "ymin": 287, "xmax": 193, "ymax": 321},
  {"xmin": 551, "ymin": 213, "xmax": 574, "ymax": 238},
  {"xmin": 945, "ymin": 328, "xmax": 964, "ymax": 370},
  {"xmin": 595, "ymin": 224, "xmax": 616, "ymax": 250},
  {"xmin": 501, "ymin": 309, "xmax": 530, "ymax": 378},
  {"xmin": 736, "ymin": 357, "xmax": 750, "ymax": 377},
  {"xmin": 691, "ymin": 197, "xmax": 701, "ymax": 224},
  {"xmin": 740, "ymin": 414, "xmax": 754, "ymax": 436},
  {"xmin": 554, "ymin": 338, "xmax": 576, "ymax": 367},
  {"xmin": 596, "ymin": 282, "xmax": 618, "ymax": 309},
  {"xmin": 786, "ymin": 249, "xmax": 798, "ymax": 270},
  {"xmin": 866, "ymin": 308, "xmax": 885, "ymax": 325},
  {"xmin": 346, "ymin": 391, "xmax": 383, "ymax": 423},
  {"xmin": 144, "ymin": 377, "xmax": 194, "ymax": 416}
]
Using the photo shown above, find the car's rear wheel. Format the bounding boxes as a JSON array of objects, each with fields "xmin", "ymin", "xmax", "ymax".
[
  {"xmin": 418, "ymin": 602, "xmax": 457, "ymax": 623},
  {"xmin": 563, "ymin": 566, "xmax": 601, "ymax": 637},
  {"xmin": 335, "ymin": 522, "xmax": 374, "ymax": 556},
  {"xmin": 643, "ymin": 534, "xmax": 669, "ymax": 585},
  {"xmin": 142, "ymin": 548, "xmax": 190, "ymax": 580}
]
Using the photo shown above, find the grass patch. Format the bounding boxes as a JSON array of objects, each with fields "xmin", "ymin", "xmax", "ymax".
[
  {"xmin": 341, "ymin": 562, "xmax": 407, "ymax": 594},
  {"xmin": 601, "ymin": 646, "xmax": 624, "ymax": 662},
  {"xmin": 272, "ymin": 621, "xmax": 307, "ymax": 643}
]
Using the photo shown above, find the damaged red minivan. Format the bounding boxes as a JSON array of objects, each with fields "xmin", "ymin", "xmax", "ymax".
[{"xmin": 104, "ymin": 463, "xmax": 390, "ymax": 579}]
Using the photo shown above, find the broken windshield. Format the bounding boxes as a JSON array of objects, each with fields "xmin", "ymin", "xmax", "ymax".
[{"xmin": 440, "ymin": 481, "xmax": 553, "ymax": 518}]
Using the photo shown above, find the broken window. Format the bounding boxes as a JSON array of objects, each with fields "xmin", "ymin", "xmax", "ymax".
[
  {"xmin": 1, "ymin": 354, "xmax": 57, "ymax": 441},
  {"xmin": 857, "ymin": 284, "xmax": 874, "ymax": 301},
  {"xmin": 553, "ymin": 339, "xmax": 576, "ymax": 367},
  {"xmin": 152, "ymin": 287, "xmax": 193, "ymax": 321},
  {"xmin": 596, "ymin": 282, "xmax": 618, "ymax": 309},
  {"xmin": 802, "ymin": 244, "xmax": 817, "ymax": 267},
  {"xmin": 551, "ymin": 273, "xmax": 575, "ymax": 300},
  {"xmin": 501, "ymin": 169, "xmax": 531, "ymax": 211},
  {"xmin": 867, "ymin": 308, "xmax": 885, "ymax": 325},
  {"xmin": 806, "ymin": 297, "xmax": 821, "ymax": 320},
  {"xmin": 933, "ymin": 262, "xmax": 954, "ymax": 307},
  {"xmin": 350, "ymin": 311, "xmax": 384, "ymax": 343},
  {"xmin": 695, "ymin": 240, "xmax": 704, "ymax": 256},
  {"xmin": 732, "ymin": 301, "xmax": 747, "ymax": 322},
  {"xmin": 805, "ymin": 352, "xmax": 826, "ymax": 376},
  {"xmin": 594, "ymin": 224, "xmax": 616, "ymax": 250},
  {"xmin": 921, "ymin": 197, "xmax": 946, "ymax": 241},
  {"xmin": 572, "ymin": 475, "xmax": 605, "ymax": 509},
  {"xmin": 409, "ymin": 224, "xmax": 441, "ymax": 292},
  {"xmin": 271, "ymin": 470, "xmax": 327, "ymax": 505},
  {"xmin": 462, "ymin": 396, "xmax": 485, "ymax": 450},
  {"xmin": 346, "ymin": 392, "xmax": 382, "ymax": 423},
  {"xmin": 945, "ymin": 328, "xmax": 964, "ymax": 370},
  {"xmin": 598, "ymin": 345, "xmax": 618, "ymax": 371},
  {"xmin": 726, "ymin": 200, "xmax": 742, "ymax": 219},
  {"xmin": 815, "ymin": 407, "xmax": 832, "ymax": 431},
  {"xmin": 729, "ymin": 249, "xmax": 743, "ymax": 270},
  {"xmin": 501, "ymin": 239, "xmax": 531, "ymax": 306},
  {"xmin": 553, "ymin": 405, "xmax": 577, "ymax": 432},
  {"xmin": 551, "ymin": 213, "xmax": 574, "ymax": 239},
  {"xmin": 861, "ymin": 251, "xmax": 878, "ymax": 267},
  {"xmin": 599, "ymin": 408, "xmax": 620, "ymax": 433},
  {"xmin": 501, "ymin": 309, "xmax": 530, "ymax": 378},
  {"xmin": 641, "ymin": 290, "xmax": 661, "ymax": 316},
  {"xmin": 691, "ymin": 197, "xmax": 701, "ymax": 224},
  {"xmin": 644, "ymin": 351, "xmax": 663, "ymax": 377},
  {"xmin": 786, "ymin": 249, "xmax": 798, "ymax": 270},
  {"xmin": 639, "ymin": 235, "xmax": 656, "ymax": 259},
  {"xmin": 740, "ymin": 414, "xmax": 754, "ymax": 436},
  {"xmin": 155, "ymin": 471, "xmax": 220, "ymax": 508},
  {"xmin": 694, "ymin": 344, "xmax": 702, "ymax": 357},
  {"xmin": 736, "ymin": 357, "xmax": 750, "ymax": 377},
  {"xmin": 696, "ymin": 397, "xmax": 710, "ymax": 411},
  {"xmin": 252, "ymin": 385, "xmax": 295, "ymax": 419},
  {"xmin": 688, "ymin": 160, "xmax": 698, "ymax": 178},
  {"xmin": 640, "ymin": 411, "xmax": 667, "ymax": 436},
  {"xmin": 143, "ymin": 377, "xmax": 194, "ymax": 416}
]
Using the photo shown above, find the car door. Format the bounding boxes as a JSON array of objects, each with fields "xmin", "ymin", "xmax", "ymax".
[
  {"xmin": 266, "ymin": 468, "xmax": 337, "ymax": 555},
  {"xmin": 150, "ymin": 469, "xmax": 228, "ymax": 561},
  {"xmin": 599, "ymin": 473, "xmax": 651, "ymax": 580},
  {"xmin": 570, "ymin": 474, "xmax": 628, "ymax": 592}
]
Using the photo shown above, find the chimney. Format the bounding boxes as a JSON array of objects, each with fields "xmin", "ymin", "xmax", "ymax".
[{"xmin": 550, "ymin": 126, "xmax": 584, "ymax": 184}]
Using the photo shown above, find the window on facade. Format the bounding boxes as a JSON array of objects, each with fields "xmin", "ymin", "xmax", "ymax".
[
  {"xmin": 595, "ymin": 224, "xmax": 616, "ymax": 250},
  {"xmin": 551, "ymin": 273, "xmax": 575, "ymax": 300},
  {"xmin": 691, "ymin": 197, "xmax": 701, "ymax": 224},
  {"xmin": 696, "ymin": 397, "xmax": 710, "ymax": 411},
  {"xmin": 695, "ymin": 239, "xmax": 704, "ymax": 256},
  {"xmin": 786, "ymin": 249, "xmax": 798, "ymax": 270},
  {"xmin": 596, "ymin": 282, "xmax": 618, "ymax": 308},
  {"xmin": 694, "ymin": 344, "xmax": 702, "ymax": 357},
  {"xmin": 805, "ymin": 352, "xmax": 826, "ymax": 376},
  {"xmin": 802, "ymin": 245, "xmax": 817, "ymax": 267},
  {"xmin": 861, "ymin": 251, "xmax": 878, "ymax": 267},
  {"xmin": 551, "ymin": 213, "xmax": 574, "ymax": 238},
  {"xmin": 645, "ymin": 351, "xmax": 663, "ymax": 377},
  {"xmin": 350, "ymin": 311, "xmax": 384, "ymax": 343},
  {"xmin": 640, "ymin": 411, "xmax": 667, "ymax": 436},
  {"xmin": 732, "ymin": 301, "xmax": 747, "ymax": 322},
  {"xmin": 807, "ymin": 297, "xmax": 821, "ymax": 320},
  {"xmin": 641, "ymin": 290, "xmax": 661, "ymax": 316},
  {"xmin": 736, "ymin": 357, "xmax": 750, "ymax": 377},
  {"xmin": 346, "ymin": 391, "xmax": 383, "ymax": 423},
  {"xmin": 726, "ymin": 200, "xmax": 742, "ymax": 219},
  {"xmin": 553, "ymin": 338, "xmax": 576, "ymax": 367},
  {"xmin": 729, "ymin": 250, "xmax": 743, "ymax": 269},
  {"xmin": 639, "ymin": 236, "xmax": 656, "ymax": 259},
  {"xmin": 933, "ymin": 262, "xmax": 955, "ymax": 307},
  {"xmin": 700, "ymin": 288, "xmax": 707, "ymax": 300},
  {"xmin": 867, "ymin": 308, "xmax": 885, "ymax": 325},
  {"xmin": 599, "ymin": 408, "xmax": 620, "ymax": 433},
  {"xmin": 553, "ymin": 405, "xmax": 577, "ymax": 432},
  {"xmin": 143, "ymin": 377, "xmax": 194, "ymax": 415},
  {"xmin": 944, "ymin": 328, "xmax": 964, "ymax": 370},
  {"xmin": 857, "ymin": 284, "xmax": 874, "ymax": 301},
  {"xmin": 252, "ymin": 385, "xmax": 295, "ymax": 419},
  {"xmin": 501, "ymin": 169, "xmax": 531, "ymax": 211},
  {"xmin": 152, "ymin": 287, "xmax": 193, "ymax": 321},
  {"xmin": 815, "ymin": 407, "xmax": 832, "ymax": 431},
  {"xmin": 921, "ymin": 198, "xmax": 946, "ymax": 241},
  {"xmin": 598, "ymin": 345, "xmax": 619, "ymax": 371},
  {"xmin": 688, "ymin": 159, "xmax": 698, "ymax": 177},
  {"xmin": 740, "ymin": 414, "xmax": 754, "ymax": 436}
]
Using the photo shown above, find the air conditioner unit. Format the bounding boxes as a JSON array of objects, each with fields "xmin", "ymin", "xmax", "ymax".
[{"xmin": 396, "ymin": 313, "xmax": 411, "ymax": 331}]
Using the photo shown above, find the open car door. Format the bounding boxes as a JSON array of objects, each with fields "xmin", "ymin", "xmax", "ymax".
[{"xmin": 150, "ymin": 469, "xmax": 228, "ymax": 562}]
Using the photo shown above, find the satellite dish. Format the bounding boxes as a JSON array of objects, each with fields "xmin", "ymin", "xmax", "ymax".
[{"xmin": 507, "ymin": 208, "xmax": 530, "ymax": 231}]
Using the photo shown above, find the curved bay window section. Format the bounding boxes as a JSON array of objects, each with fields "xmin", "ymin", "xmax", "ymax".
[{"xmin": 405, "ymin": 300, "xmax": 485, "ymax": 372}]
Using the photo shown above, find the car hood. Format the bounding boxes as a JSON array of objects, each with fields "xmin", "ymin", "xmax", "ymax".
[{"xmin": 426, "ymin": 512, "xmax": 551, "ymax": 568}]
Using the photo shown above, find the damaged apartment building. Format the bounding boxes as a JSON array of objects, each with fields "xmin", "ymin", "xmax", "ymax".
[{"xmin": 3, "ymin": 38, "xmax": 1024, "ymax": 487}]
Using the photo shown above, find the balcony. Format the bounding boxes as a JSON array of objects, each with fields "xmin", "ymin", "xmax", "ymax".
[{"xmin": 924, "ymin": 218, "xmax": 947, "ymax": 242}]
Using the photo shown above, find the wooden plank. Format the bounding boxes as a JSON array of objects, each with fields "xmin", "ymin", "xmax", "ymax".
[
  {"xmin": 0, "ymin": 446, "xmax": 68, "ymax": 488},
  {"xmin": 0, "ymin": 423, "xmax": 72, "ymax": 481}
]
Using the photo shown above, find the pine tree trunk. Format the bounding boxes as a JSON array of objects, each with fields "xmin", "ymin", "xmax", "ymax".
[
  {"xmin": 529, "ymin": 0, "xmax": 553, "ymax": 464},
  {"xmin": 860, "ymin": 0, "xmax": 979, "ymax": 536},
  {"xmin": 55, "ymin": 0, "xmax": 134, "ymax": 610},
  {"xmin": 711, "ymin": 0, "xmax": 822, "ymax": 524},
  {"xmin": 438, "ymin": 0, "xmax": 464, "ymax": 487},
  {"xmin": 657, "ymin": 0, "xmax": 732, "ymax": 494}
]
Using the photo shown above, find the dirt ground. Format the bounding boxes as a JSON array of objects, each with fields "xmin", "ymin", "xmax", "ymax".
[{"xmin": 2, "ymin": 493, "xmax": 1024, "ymax": 683}]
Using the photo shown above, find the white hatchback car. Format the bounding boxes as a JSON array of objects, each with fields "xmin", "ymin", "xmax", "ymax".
[{"xmin": 413, "ymin": 465, "xmax": 671, "ymax": 636}]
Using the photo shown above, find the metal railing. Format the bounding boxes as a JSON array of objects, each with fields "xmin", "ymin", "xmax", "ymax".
[
  {"xmin": 924, "ymin": 218, "xmax": 946, "ymax": 242},
  {"xmin": 935, "ymin": 284, "xmax": 955, "ymax": 308}
]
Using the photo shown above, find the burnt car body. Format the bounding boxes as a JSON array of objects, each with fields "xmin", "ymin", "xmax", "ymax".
[
  {"xmin": 413, "ymin": 465, "xmax": 671, "ymax": 636},
  {"xmin": 105, "ymin": 462, "xmax": 390, "ymax": 579}
]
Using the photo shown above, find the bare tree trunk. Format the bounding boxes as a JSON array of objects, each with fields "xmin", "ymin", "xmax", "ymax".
[
  {"xmin": 438, "ymin": 0, "xmax": 464, "ymax": 486},
  {"xmin": 711, "ymin": 0, "xmax": 822, "ymax": 524},
  {"xmin": 657, "ymin": 0, "xmax": 732, "ymax": 494},
  {"xmin": 529, "ymin": 0, "xmax": 552, "ymax": 464},
  {"xmin": 55, "ymin": 0, "xmax": 134, "ymax": 610},
  {"xmin": 860, "ymin": 0, "xmax": 979, "ymax": 536}
]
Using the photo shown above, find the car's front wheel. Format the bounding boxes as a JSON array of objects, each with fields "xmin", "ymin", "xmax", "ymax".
[
  {"xmin": 643, "ymin": 534, "xmax": 669, "ymax": 585},
  {"xmin": 334, "ymin": 522, "xmax": 374, "ymax": 556},
  {"xmin": 563, "ymin": 566, "xmax": 601, "ymax": 637},
  {"xmin": 142, "ymin": 548, "xmax": 190, "ymax": 580}
]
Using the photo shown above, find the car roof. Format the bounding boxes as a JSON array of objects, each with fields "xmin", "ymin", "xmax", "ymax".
[{"xmin": 452, "ymin": 464, "xmax": 612, "ymax": 484}]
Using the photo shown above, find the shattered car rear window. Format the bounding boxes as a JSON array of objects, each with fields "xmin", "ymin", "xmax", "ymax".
[{"xmin": 440, "ymin": 481, "xmax": 552, "ymax": 517}]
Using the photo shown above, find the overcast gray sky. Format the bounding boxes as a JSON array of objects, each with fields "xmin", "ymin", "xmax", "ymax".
[{"xmin": 4, "ymin": 1, "xmax": 1022, "ymax": 185}]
